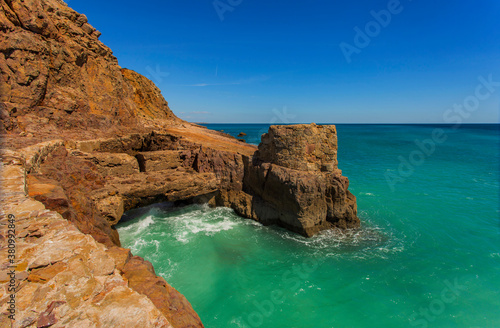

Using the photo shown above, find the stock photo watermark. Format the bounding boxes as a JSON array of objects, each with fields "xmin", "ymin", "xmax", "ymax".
[
  {"xmin": 409, "ymin": 278, "xmax": 468, "ymax": 327},
  {"xmin": 5, "ymin": 214, "xmax": 17, "ymax": 320},
  {"xmin": 234, "ymin": 257, "xmax": 318, "ymax": 327},
  {"xmin": 258, "ymin": 106, "xmax": 297, "ymax": 137},
  {"xmin": 145, "ymin": 65, "xmax": 170, "ymax": 84},
  {"xmin": 385, "ymin": 74, "xmax": 499, "ymax": 192},
  {"xmin": 213, "ymin": 0, "xmax": 243, "ymax": 21},
  {"xmin": 339, "ymin": 0, "xmax": 406, "ymax": 63}
]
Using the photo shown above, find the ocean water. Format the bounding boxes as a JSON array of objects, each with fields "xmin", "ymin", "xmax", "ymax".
[{"xmin": 117, "ymin": 124, "xmax": 500, "ymax": 328}]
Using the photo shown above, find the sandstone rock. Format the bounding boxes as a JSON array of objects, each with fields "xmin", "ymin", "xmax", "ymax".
[
  {"xmin": 86, "ymin": 285, "xmax": 173, "ymax": 328},
  {"xmin": 105, "ymin": 247, "xmax": 132, "ymax": 271},
  {"xmin": 256, "ymin": 123, "xmax": 338, "ymax": 172},
  {"xmin": 22, "ymin": 139, "xmax": 65, "ymax": 173},
  {"xmin": 0, "ymin": 0, "xmax": 178, "ymax": 142},
  {"xmin": 28, "ymin": 262, "xmax": 68, "ymax": 283},
  {"xmin": 138, "ymin": 150, "xmax": 183, "ymax": 172},
  {"xmin": 0, "ymin": 154, "xmax": 176, "ymax": 328},
  {"xmin": 190, "ymin": 146, "xmax": 245, "ymax": 191},
  {"xmin": 220, "ymin": 124, "xmax": 360, "ymax": 237},
  {"xmin": 107, "ymin": 169, "xmax": 218, "ymax": 212},
  {"xmin": 94, "ymin": 195, "xmax": 125, "ymax": 226},
  {"xmin": 28, "ymin": 175, "xmax": 72, "ymax": 219},
  {"xmin": 72, "ymin": 150, "xmax": 140, "ymax": 176},
  {"xmin": 123, "ymin": 256, "xmax": 203, "ymax": 328},
  {"xmin": 26, "ymin": 145, "xmax": 120, "ymax": 247},
  {"xmin": 121, "ymin": 68, "xmax": 179, "ymax": 123}
]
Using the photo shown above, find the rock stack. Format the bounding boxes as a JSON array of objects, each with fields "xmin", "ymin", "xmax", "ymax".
[{"xmin": 220, "ymin": 124, "xmax": 360, "ymax": 237}]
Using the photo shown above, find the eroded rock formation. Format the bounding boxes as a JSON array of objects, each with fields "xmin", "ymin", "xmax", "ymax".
[
  {"xmin": 0, "ymin": 148, "xmax": 175, "ymax": 328},
  {"xmin": 19, "ymin": 125, "xmax": 358, "ymax": 245},
  {"xmin": 218, "ymin": 124, "xmax": 359, "ymax": 237}
]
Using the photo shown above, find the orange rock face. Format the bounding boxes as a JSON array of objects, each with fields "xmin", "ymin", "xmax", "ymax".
[
  {"xmin": 0, "ymin": 0, "xmax": 179, "ymax": 144},
  {"xmin": 0, "ymin": 150, "xmax": 175, "ymax": 328},
  {"xmin": 121, "ymin": 68, "xmax": 180, "ymax": 123}
]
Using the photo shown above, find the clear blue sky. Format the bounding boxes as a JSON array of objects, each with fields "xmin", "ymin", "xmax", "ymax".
[{"xmin": 68, "ymin": 0, "xmax": 499, "ymax": 123}]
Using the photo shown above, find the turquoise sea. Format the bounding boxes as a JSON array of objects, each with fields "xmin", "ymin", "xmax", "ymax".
[{"xmin": 117, "ymin": 124, "xmax": 500, "ymax": 328}]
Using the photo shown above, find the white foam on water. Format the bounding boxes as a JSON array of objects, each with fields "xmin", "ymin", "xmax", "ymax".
[
  {"xmin": 169, "ymin": 206, "xmax": 240, "ymax": 244},
  {"xmin": 157, "ymin": 258, "xmax": 179, "ymax": 280},
  {"xmin": 174, "ymin": 230, "xmax": 190, "ymax": 244},
  {"xmin": 128, "ymin": 237, "xmax": 161, "ymax": 254},
  {"xmin": 121, "ymin": 204, "xmax": 406, "ymax": 262},
  {"xmin": 281, "ymin": 226, "xmax": 384, "ymax": 247},
  {"xmin": 238, "ymin": 216, "xmax": 264, "ymax": 227},
  {"xmin": 118, "ymin": 215, "xmax": 155, "ymax": 234},
  {"xmin": 274, "ymin": 215, "xmax": 407, "ymax": 261}
]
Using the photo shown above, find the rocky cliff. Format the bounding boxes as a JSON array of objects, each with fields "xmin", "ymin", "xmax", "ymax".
[
  {"xmin": 0, "ymin": 0, "xmax": 206, "ymax": 326},
  {"xmin": 1, "ymin": 149, "xmax": 175, "ymax": 328},
  {"xmin": 218, "ymin": 124, "xmax": 359, "ymax": 237},
  {"xmin": 0, "ymin": 0, "xmax": 179, "ymax": 148},
  {"xmin": 0, "ymin": 0, "xmax": 359, "ymax": 327}
]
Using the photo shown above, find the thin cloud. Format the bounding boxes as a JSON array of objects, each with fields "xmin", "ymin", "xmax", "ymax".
[
  {"xmin": 181, "ymin": 82, "xmax": 241, "ymax": 87},
  {"xmin": 179, "ymin": 75, "xmax": 270, "ymax": 87}
]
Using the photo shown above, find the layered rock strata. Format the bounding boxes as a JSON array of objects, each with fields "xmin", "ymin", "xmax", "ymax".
[
  {"xmin": 218, "ymin": 124, "xmax": 359, "ymax": 237},
  {"xmin": 0, "ymin": 148, "xmax": 174, "ymax": 327},
  {"xmin": 1, "ymin": 124, "xmax": 359, "ymax": 326},
  {"xmin": 0, "ymin": 128, "xmax": 256, "ymax": 326}
]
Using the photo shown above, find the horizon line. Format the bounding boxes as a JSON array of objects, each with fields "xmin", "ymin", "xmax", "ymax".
[{"xmin": 192, "ymin": 122, "xmax": 500, "ymax": 125}]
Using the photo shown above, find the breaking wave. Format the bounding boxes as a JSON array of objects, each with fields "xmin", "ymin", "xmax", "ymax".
[{"xmin": 117, "ymin": 204, "xmax": 406, "ymax": 262}]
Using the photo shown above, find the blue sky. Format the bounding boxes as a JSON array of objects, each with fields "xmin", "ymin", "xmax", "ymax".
[{"xmin": 68, "ymin": 0, "xmax": 499, "ymax": 123}]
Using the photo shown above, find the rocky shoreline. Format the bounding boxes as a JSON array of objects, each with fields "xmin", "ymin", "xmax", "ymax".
[
  {"xmin": 0, "ymin": 0, "xmax": 359, "ymax": 326},
  {"xmin": 1, "ymin": 147, "xmax": 181, "ymax": 328},
  {"xmin": 1, "ymin": 123, "xmax": 359, "ymax": 327}
]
